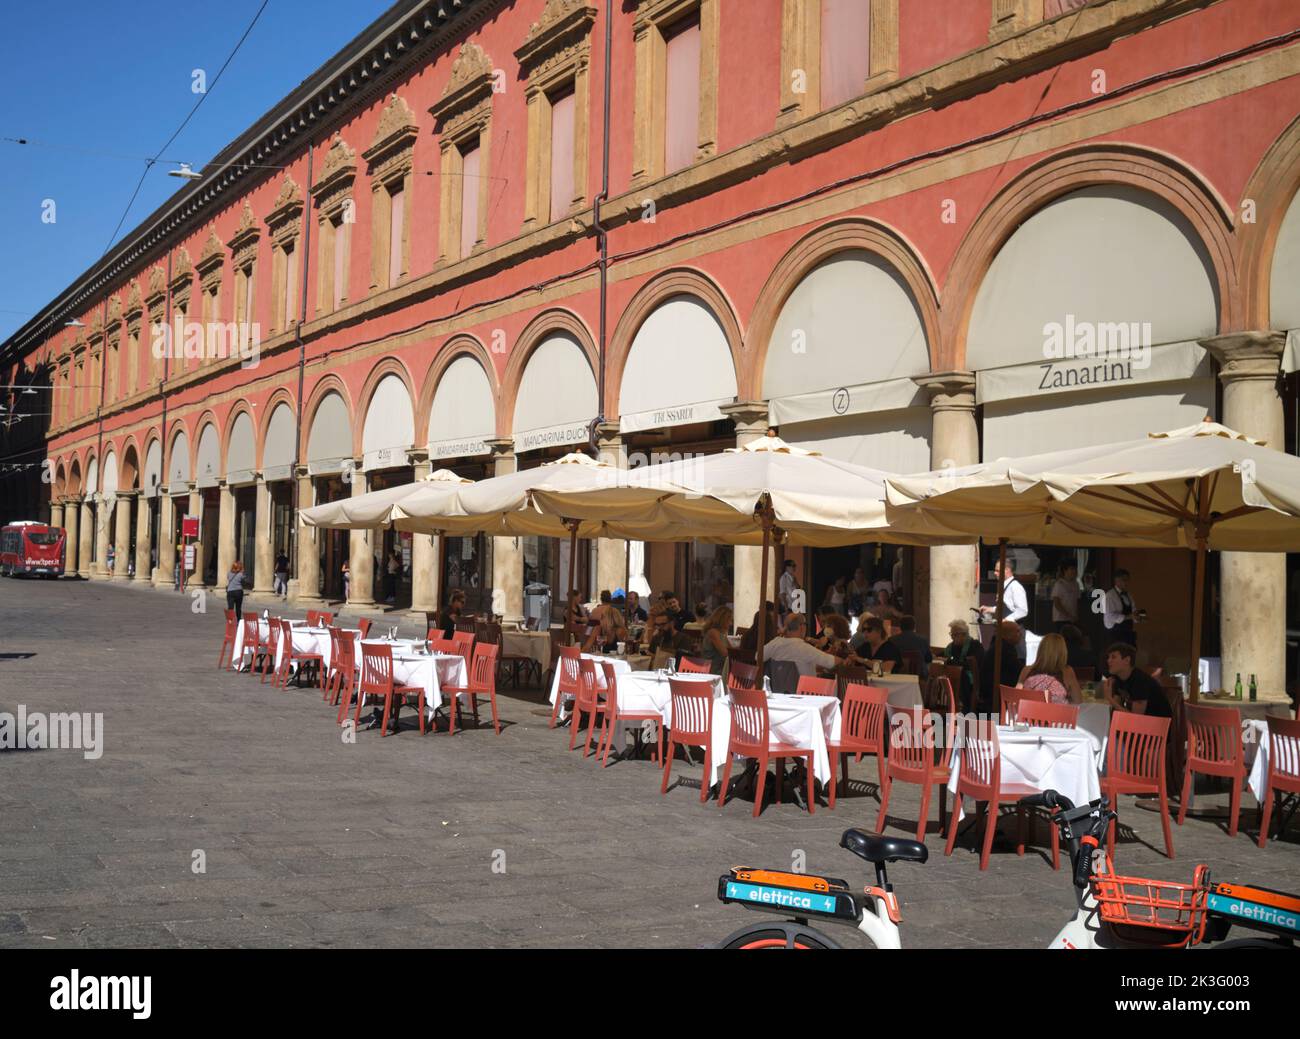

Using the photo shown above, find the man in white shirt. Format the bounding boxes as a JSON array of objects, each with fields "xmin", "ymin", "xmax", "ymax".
[
  {"xmin": 1051, "ymin": 561, "xmax": 1080, "ymax": 630},
  {"xmin": 980, "ymin": 556, "xmax": 1028, "ymax": 625},
  {"xmin": 1103, "ymin": 569, "xmax": 1140, "ymax": 647},
  {"xmin": 778, "ymin": 559, "xmax": 800, "ymax": 618},
  {"xmin": 764, "ymin": 614, "xmax": 836, "ymax": 677}
]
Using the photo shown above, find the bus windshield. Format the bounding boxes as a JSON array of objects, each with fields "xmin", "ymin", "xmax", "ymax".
[{"xmin": 27, "ymin": 532, "xmax": 61, "ymax": 546}]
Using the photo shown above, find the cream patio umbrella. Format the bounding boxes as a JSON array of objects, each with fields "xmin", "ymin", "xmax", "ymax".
[
  {"xmin": 300, "ymin": 468, "xmax": 471, "ymax": 530},
  {"xmin": 885, "ymin": 419, "xmax": 1300, "ymax": 701},
  {"xmin": 524, "ymin": 433, "xmax": 969, "ymax": 668}
]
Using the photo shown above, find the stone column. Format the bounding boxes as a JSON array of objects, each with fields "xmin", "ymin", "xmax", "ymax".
[
  {"xmin": 293, "ymin": 467, "xmax": 323, "ymax": 606},
  {"xmin": 156, "ymin": 494, "xmax": 176, "ymax": 588},
  {"xmin": 62, "ymin": 497, "xmax": 80, "ymax": 575},
  {"xmin": 595, "ymin": 422, "xmax": 628, "ymax": 597},
  {"xmin": 78, "ymin": 500, "xmax": 93, "ymax": 578},
  {"xmin": 134, "ymin": 494, "xmax": 152, "ymax": 581},
  {"xmin": 407, "ymin": 450, "xmax": 440, "ymax": 616},
  {"xmin": 93, "ymin": 497, "xmax": 112, "ymax": 578},
  {"xmin": 216, "ymin": 480, "xmax": 236, "ymax": 588},
  {"xmin": 113, "ymin": 491, "xmax": 134, "ymax": 578},
  {"xmin": 486, "ymin": 438, "xmax": 524, "ymax": 626},
  {"xmin": 49, "ymin": 501, "xmax": 64, "ymax": 531},
  {"xmin": 188, "ymin": 490, "xmax": 209, "ymax": 589},
  {"xmin": 721, "ymin": 401, "xmax": 775, "ymax": 632},
  {"xmin": 915, "ymin": 371, "xmax": 980, "ymax": 645},
  {"xmin": 347, "ymin": 462, "xmax": 376, "ymax": 608},
  {"xmin": 1200, "ymin": 331, "xmax": 1287, "ymax": 701},
  {"xmin": 253, "ymin": 475, "xmax": 275, "ymax": 594}
]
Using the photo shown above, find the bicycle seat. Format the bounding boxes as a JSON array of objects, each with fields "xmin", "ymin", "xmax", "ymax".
[{"xmin": 841, "ymin": 829, "xmax": 929, "ymax": 865}]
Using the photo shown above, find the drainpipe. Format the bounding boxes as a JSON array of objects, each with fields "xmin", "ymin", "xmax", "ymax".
[
  {"xmin": 589, "ymin": 0, "xmax": 613, "ymax": 452},
  {"xmin": 291, "ymin": 140, "xmax": 315, "ymax": 576},
  {"xmin": 160, "ymin": 249, "xmax": 172, "ymax": 497}
]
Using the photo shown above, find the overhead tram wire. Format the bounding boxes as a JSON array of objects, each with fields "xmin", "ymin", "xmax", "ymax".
[{"xmin": 98, "ymin": 0, "xmax": 271, "ymax": 257}]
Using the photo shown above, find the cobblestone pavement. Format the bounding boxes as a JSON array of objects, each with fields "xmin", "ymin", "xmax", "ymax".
[{"xmin": 1, "ymin": 578, "xmax": 1296, "ymax": 949}]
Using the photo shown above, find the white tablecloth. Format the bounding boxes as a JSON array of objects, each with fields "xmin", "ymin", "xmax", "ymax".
[
  {"xmin": 232, "ymin": 617, "xmax": 306, "ymax": 667},
  {"xmin": 502, "ymin": 630, "xmax": 552, "ymax": 673},
  {"xmin": 385, "ymin": 652, "xmax": 468, "ymax": 722},
  {"xmin": 547, "ymin": 653, "xmax": 652, "ymax": 719},
  {"xmin": 616, "ymin": 670, "xmax": 722, "ymax": 724},
  {"xmin": 1244, "ymin": 719, "xmax": 1271, "ymax": 803},
  {"xmin": 948, "ymin": 725, "xmax": 1100, "ymax": 818},
  {"xmin": 709, "ymin": 693, "xmax": 841, "ymax": 788}
]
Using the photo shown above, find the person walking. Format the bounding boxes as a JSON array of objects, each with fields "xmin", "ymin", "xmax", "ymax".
[
  {"xmin": 384, "ymin": 549, "xmax": 401, "ymax": 604},
  {"xmin": 273, "ymin": 550, "xmax": 290, "ymax": 599},
  {"xmin": 226, "ymin": 561, "xmax": 247, "ymax": 616}
]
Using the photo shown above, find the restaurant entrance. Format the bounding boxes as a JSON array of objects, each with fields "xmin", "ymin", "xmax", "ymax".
[
  {"xmin": 313, "ymin": 476, "xmax": 348, "ymax": 601},
  {"xmin": 369, "ymin": 466, "xmax": 414, "ymax": 606}
]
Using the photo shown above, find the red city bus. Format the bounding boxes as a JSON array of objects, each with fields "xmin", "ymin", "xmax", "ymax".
[{"xmin": 0, "ymin": 521, "xmax": 66, "ymax": 578}]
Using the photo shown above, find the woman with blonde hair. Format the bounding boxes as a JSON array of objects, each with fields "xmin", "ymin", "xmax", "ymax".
[
  {"xmin": 699, "ymin": 605, "xmax": 733, "ymax": 675},
  {"xmin": 1017, "ymin": 632, "xmax": 1082, "ymax": 704}
]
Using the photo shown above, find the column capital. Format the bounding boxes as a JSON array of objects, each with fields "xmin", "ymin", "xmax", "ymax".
[
  {"xmin": 1198, "ymin": 330, "xmax": 1285, "ymax": 384},
  {"xmin": 115, "ymin": 488, "xmax": 140, "ymax": 502},
  {"xmin": 914, "ymin": 370, "xmax": 977, "ymax": 412},
  {"xmin": 484, "ymin": 437, "xmax": 515, "ymax": 459},
  {"xmin": 595, "ymin": 421, "xmax": 621, "ymax": 448},
  {"xmin": 294, "ymin": 464, "xmax": 311, "ymax": 480},
  {"xmin": 719, "ymin": 400, "xmax": 770, "ymax": 439},
  {"xmin": 406, "ymin": 448, "xmax": 430, "ymax": 468}
]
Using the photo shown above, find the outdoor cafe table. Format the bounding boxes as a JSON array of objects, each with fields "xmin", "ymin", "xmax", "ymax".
[
  {"xmin": 502, "ymin": 629, "xmax": 552, "ymax": 674},
  {"xmin": 947, "ymin": 723, "xmax": 1101, "ymax": 819},
  {"xmin": 547, "ymin": 652, "xmax": 654, "ymax": 720},
  {"xmin": 231, "ymin": 617, "xmax": 308, "ymax": 670},
  {"xmin": 381, "ymin": 650, "xmax": 467, "ymax": 725},
  {"xmin": 708, "ymin": 692, "xmax": 842, "ymax": 790}
]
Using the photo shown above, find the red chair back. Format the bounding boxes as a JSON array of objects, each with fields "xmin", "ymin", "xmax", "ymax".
[
  {"xmin": 359, "ymin": 642, "xmax": 395, "ymax": 697},
  {"xmin": 600, "ymin": 660, "xmax": 622, "ymax": 701},
  {"xmin": 727, "ymin": 659, "xmax": 758, "ymax": 692},
  {"xmin": 330, "ymin": 626, "xmax": 354, "ymax": 673},
  {"xmin": 241, "ymin": 614, "xmax": 260, "ymax": 654},
  {"xmin": 678, "ymin": 656, "xmax": 712, "ymax": 674},
  {"xmin": 1106, "ymin": 711, "xmax": 1170, "ymax": 783},
  {"xmin": 1183, "ymin": 704, "xmax": 1242, "ymax": 776},
  {"xmin": 451, "ymin": 630, "xmax": 475, "ymax": 671},
  {"xmin": 306, "ymin": 611, "xmax": 321, "ymax": 626},
  {"xmin": 576, "ymin": 658, "xmax": 602, "ymax": 713},
  {"xmin": 318, "ymin": 611, "xmax": 334, "ymax": 627},
  {"xmin": 358, "ymin": 618, "xmax": 373, "ymax": 639},
  {"xmin": 795, "ymin": 675, "xmax": 836, "ymax": 697},
  {"xmin": 223, "ymin": 609, "xmax": 238, "ymax": 632},
  {"xmin": 327, "ymin": 626, "xmax": 343, "ymax": 666},
  {"xmin": 841, "ymin": 683, "xmax": 889, "ymax": 750},
  {"xmin": 1266, "ymin": 715, "xmax": 1300, "ymax": 792},
  {"xmin": 1018, "ymin": 700, "xmax": 1079, "ymax": 729},
  {"xmin": 727, "ymin": 685, "xmax": 770, "ymax": 759},
  {"xmin": 668, "ymin": 677, "xmax": 714, "ymax": 745},
  {"xmin": 557, "ymin": 645, "xmax": 583, "ymax": 695},
  {"xmin": 469, "ymin": 643, "xmax": 499, "ymax": 691},
  {"xmin": 430, "ymin": 637, "xmax": 458, "ymax": 656},
  {"xmin": 1000, "ymin": 686, "xmax": 1047, "ymax": 724},
  {"xmin": 955, "ymin": 716, "xmax": 1001, "ymax": 802},
  {"xmin": 888, "ymin": 706, "xmax": 958, "ymax": 778}
]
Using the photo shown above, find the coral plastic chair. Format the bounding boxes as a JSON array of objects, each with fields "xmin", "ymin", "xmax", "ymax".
[
  {"xmin": 550, "ymin": 645, "xmax": 583, "ymax": 728},
  {"xmin": 876, "ymin": 706, "xmax": 958, "ymax": 841},
  {"xmin": 218, "ymin": 609, "xmax": 238, "ymax": 670},
  {"xmin": 569, "ymin": 658, "xmax": 608, "ymax": 755},
  {"xmin": 260, "ymin": 617, "xmax": 282, "ymax": 685},
  {"xmin": 441, "ymin": 643, "xmax": 501, "ymax": 735},
  {"xmin": 1000, "ymin": 686, "xmax": 1047, "ymax": 725},
  {"xmin": 331, "ymin": 629, "xmax": 360, "ymax": 724},
  {"xmin": 1257, "ymin": 715, "xmax": 1300, "ymax": 848},
  {"xmin": 450, "ymin": 629, "xmax": 476, "ymax": 676},
  {"xmin": 727, "ymin": 659, "xmax": 759, "ymax": 692},
  {"xmin": 1177, "ymin": 704, "xmax": 1246, "ymax": 837},
  {"xmin": 355, "ymin": 642, "xmax": 425, "ymax": 736},
  {"xmin": 1018, "ymin": 701, "xmax": 1080, "ymax": 729},
  {"xmin": 678, "ymin": 656, "xmax": 712, "ymax": 674},
  {"xmin": 661, "ymin": 678, "xmax": 715, "ymax": 802},
  {"xmin": 795, "ymin": 675, "xmax": 836, "ymax": 697},
  {"xmin": 719, "ymin": 685, "xmax": 816, "ymax": 817},
  {"xmin": 275, "ymin": 618, "xmax": 323, "ymax": 689},
  {"xmin": 358, "ymin": 618, "xmax": 373, "ymax": 639},
  {"xmin": 594, "ymin": 660, "xmax": 663, "ymax": 766},
  {"xmin": 1103, "ymin": 711, "xmax": 1174, "ymax": 860},
  {"xmin": 826, "ymin": 682, "xmax": 889, "ymax": 809},
  {"xmin": 238, "ymin": 613, "xmax": 264, "ymax": 673},
  {"xmin": 945, "ymin": 717, "xmax": 1060, "ymax": 870},
  {"xmin": 317, "ymin": 611, "xmax": 334, "ymax": 627},
  {"xmin": 306, "ymin": 610, "xmax": 321, "ymax": 626}
]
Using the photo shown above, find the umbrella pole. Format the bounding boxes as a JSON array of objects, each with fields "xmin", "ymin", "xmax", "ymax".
[
  {"xmin": 565, "ymin": 520, "xmax": 579, "ymax": 647},
  {"xmin": 992, "ymin": 537, "xmax": 1007, "ymax": 717},
  {"xmin": 1189, "ymin": 536, "xmax": 1207, "ymax": 705},
  {"xmin": 756, "ymin": 511, "xmax": 772, "ymax": 675}
]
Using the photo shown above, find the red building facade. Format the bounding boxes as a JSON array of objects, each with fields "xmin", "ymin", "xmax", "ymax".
[{"xmin": 3, "ymin": 0, "xmax": 1300, "ymax": 696}]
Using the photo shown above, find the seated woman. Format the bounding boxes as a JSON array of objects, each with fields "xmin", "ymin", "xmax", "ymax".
[
  {"xmin": 565, "ymin": 589, "xmax": 591, "ymax": 640},
  {"xmin": 439, "ymin": 589, "xmax": 467, "ymax": 639},
  {"xmin": 812, "ymin": 611, "xmax": 853, "ymax": 659},
  {"xmin": 698, "ymin": 606, "xmax": 733, "ymax": 674},
  {"xmin": 583, "ymin": 591, "xmax": 627, "ymax": 653},
  {"xmin": 1017, "ymin": 632, "xmax": 1082, "ymax": 704}
]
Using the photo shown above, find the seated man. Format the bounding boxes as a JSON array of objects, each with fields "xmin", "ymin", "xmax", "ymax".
[
  {"xmin": 763, "ymin": 614, "xmax": 837, "ymax": 678},
  {"xmin": 857, "ymin": 616, "xmax": 902, "ymax": 675},
  {"xmin": 583, "ymin": 590, "xmax": 628, "ymax": 653},
  {"xmin": 1104, "ymin": 642, "xmax": 1171, "ymax": 718},
  {"xmin": 889, "ymin": 614, "xmax": 932, "ymax": 667}
]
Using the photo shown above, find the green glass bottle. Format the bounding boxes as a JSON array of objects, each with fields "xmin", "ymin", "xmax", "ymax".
[
  {"xmin": 1234, "ymin": 672, "xmax": 1243, "ymax": 700},
  {"xmin": 1249, "ymin": 673, "xmax": 1257, "ymax": 702}
]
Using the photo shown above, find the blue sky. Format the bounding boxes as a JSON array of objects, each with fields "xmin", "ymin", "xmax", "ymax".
[{"xmin": 0, "ymin": 0, "xmax": 395, "ymax": 343}]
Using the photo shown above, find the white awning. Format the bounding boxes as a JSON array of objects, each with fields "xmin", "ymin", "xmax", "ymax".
[
  {"xmin": 362, "ymin": 373, "xmax": 415, "ymax": 472},
  {"xmin": 769, "ymin": 374, "xmax": 923, "ymax": 426},
  {"xmin": 226, "ymin": 411, "xmax": 256, "ymax": 486},
  {"xmin": 967, "ymin": 185, "xmax": 1218, "ymax": 371},
  {"xmin": 263, "ymin": 402, "xmax": 296, "ymax": 482},
  {"xmin": 618, "ymin": 295, "xmax": 737, "ymax": 433},
  {"xmin": 168, "ymin": 430, "xmax": 190, "ymax": 488},
  {"xmin": 1272, "ymin": 182, "xmax": 1300, "ymax": 348},
  {"xmin": 762, "ymin": 249, "xmax": 930, "ymax": 401},
  {"xmin": 429, "ymin": 355, "xmax": 494, "ymax": 460},
  {"xmin": 102, "ymin": 452, "xmax": 118, "ymax": 498},
  {"xmin": 195, "ymin": 425, "xmax": 220, "ymax": 488},
  {"xmin": 307, "ymin": 391, "xmax": 352, "ymax": 476},
  {"xmin": 513, "ymin": 332, "xmax": 597, "ymax": 453},
  {"xmin": 781, "ymin": 409, "xmax": 931, "ymax": 474},
  {"xmin": 142, "ymin": 440, "xmax": 162, "ymax": 498},
  {"xmin": 85, "ymin": 457, "xmax": 99, "ymax": 497},
  {"xmin": 976, "ymin": 340, "xmax": 1211, "ymax": 405}
]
